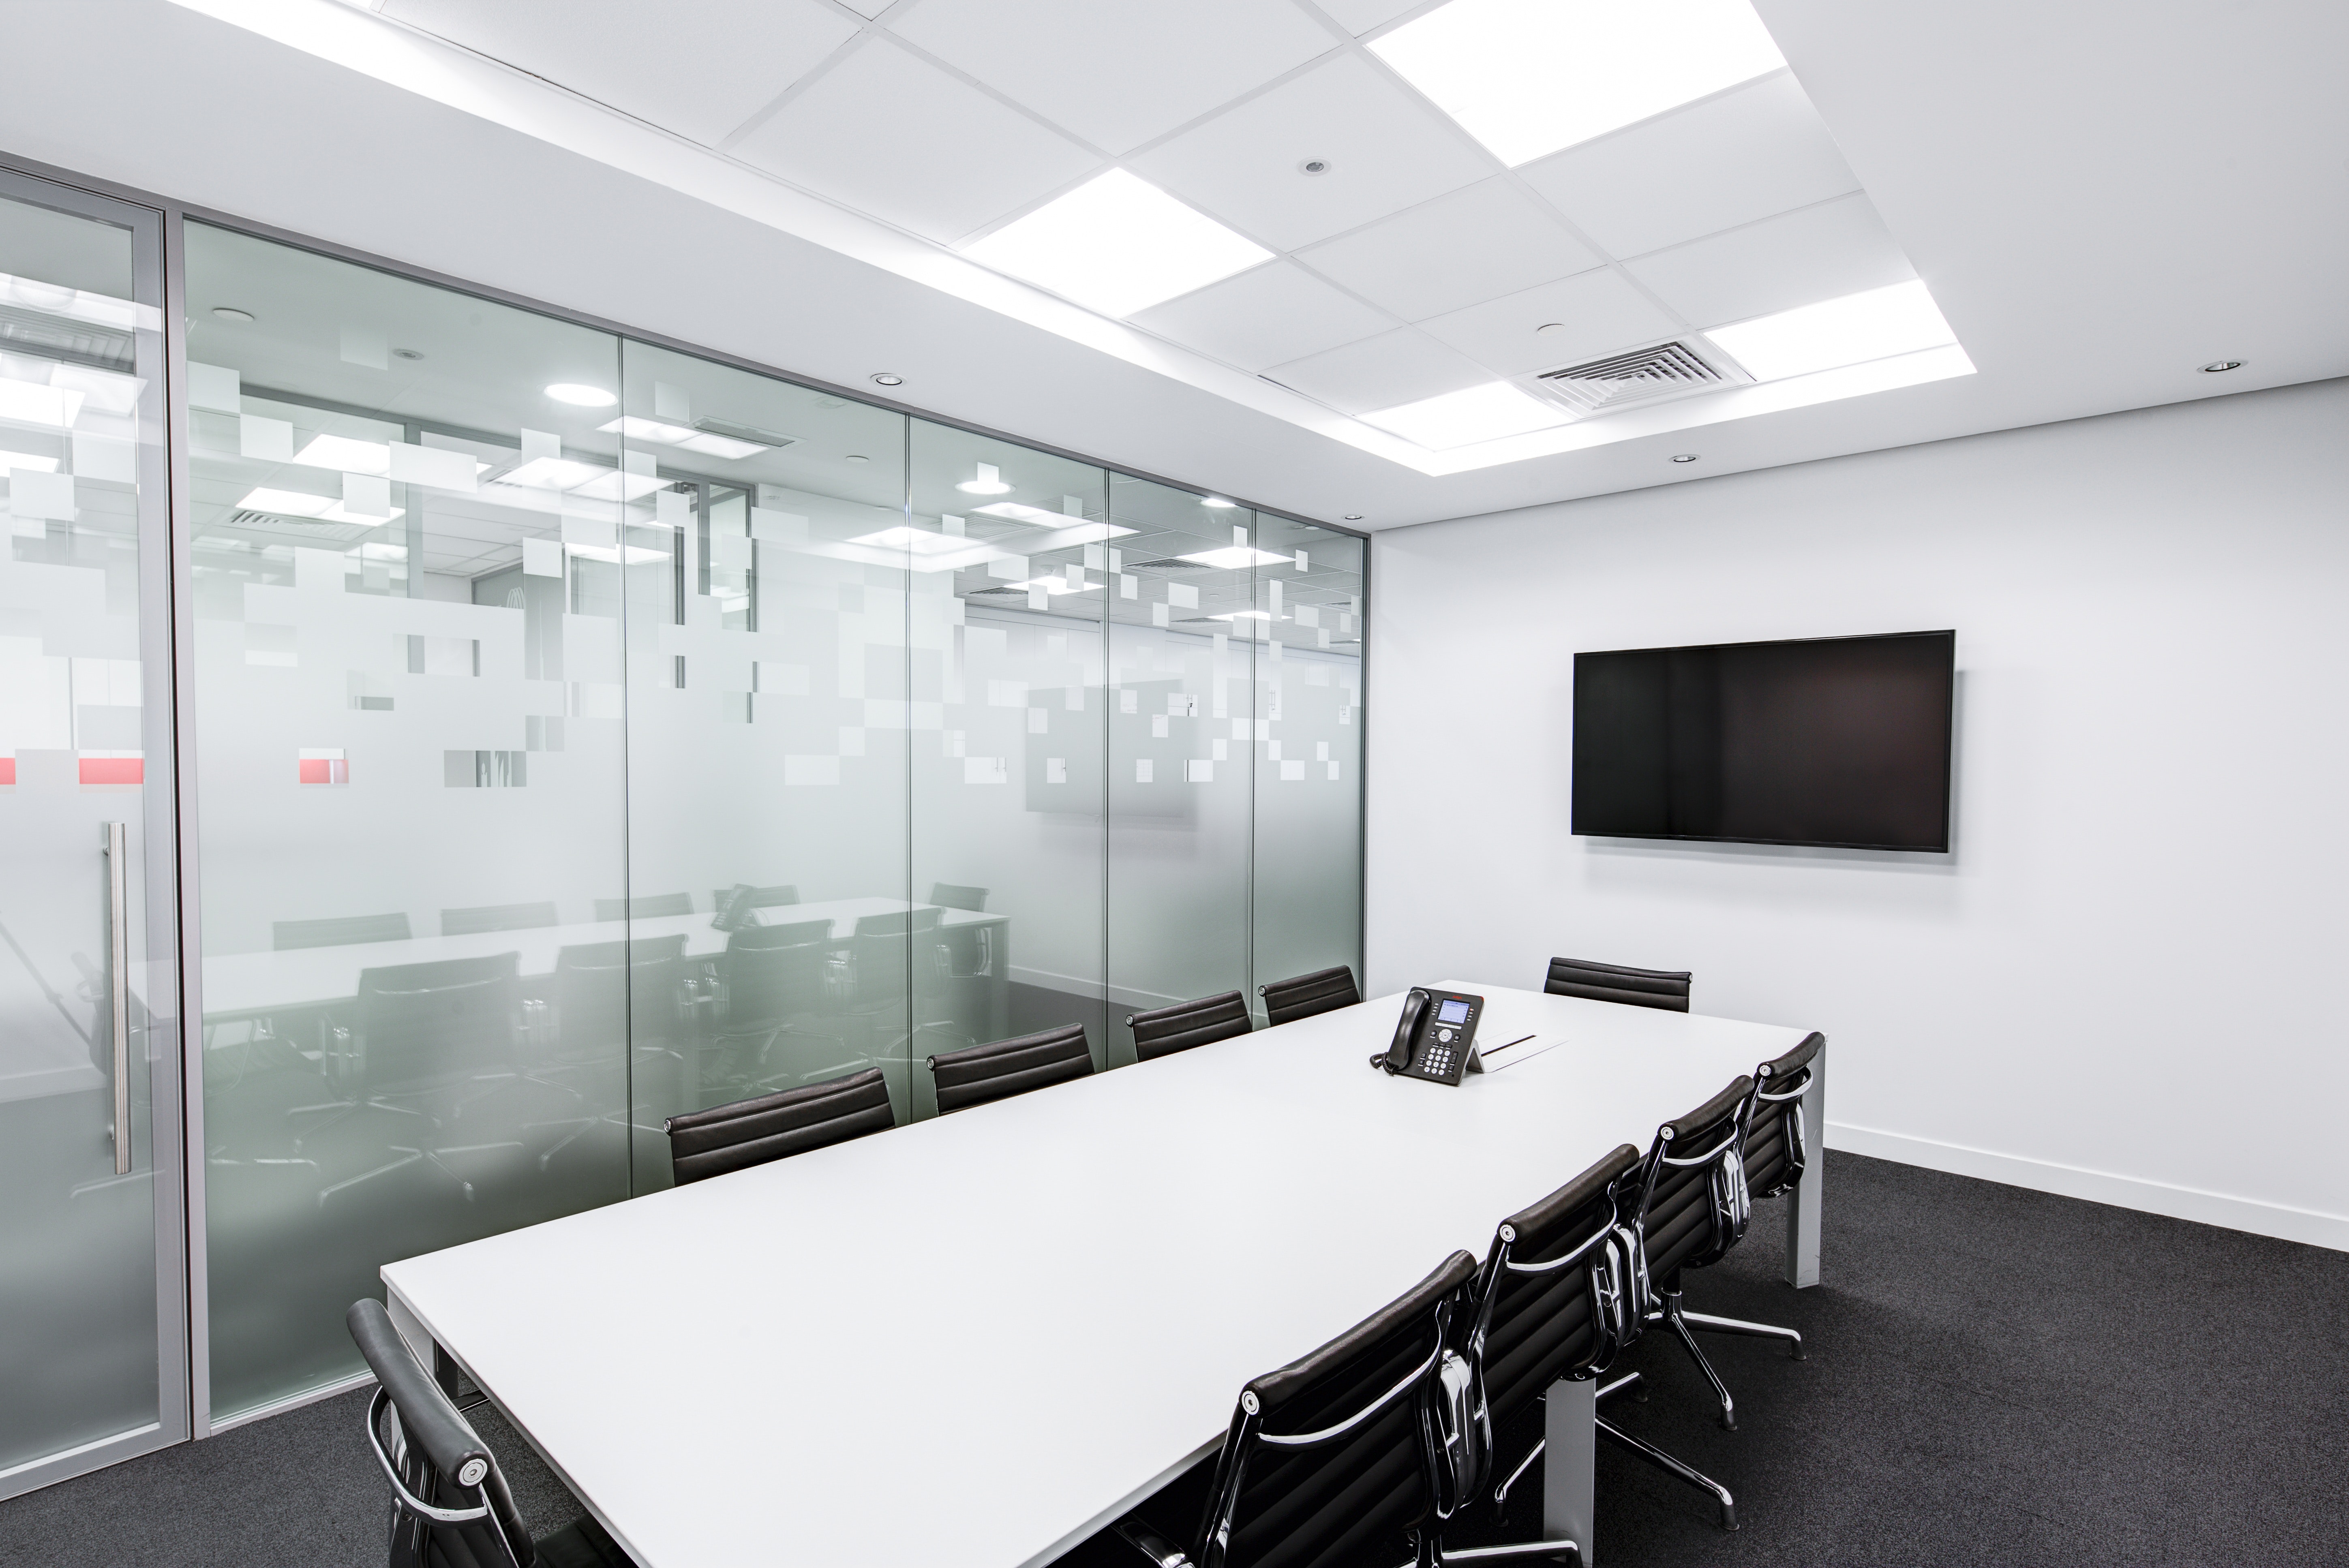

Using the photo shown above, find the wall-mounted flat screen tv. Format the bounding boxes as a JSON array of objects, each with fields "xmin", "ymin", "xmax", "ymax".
[{"xmin": 1572, "ymin": 630, "xmax": 1955, "ymax": 851}]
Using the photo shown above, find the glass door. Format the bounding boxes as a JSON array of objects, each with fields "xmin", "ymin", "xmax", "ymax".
[{"xmin": 0, "ymin": 169, "xmax": 187, "ymax": 1497}]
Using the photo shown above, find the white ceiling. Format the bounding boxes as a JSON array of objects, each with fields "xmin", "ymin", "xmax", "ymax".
[{"xmin": 0, "ymin": 0, "xmax": 2343, "ymax": 530}]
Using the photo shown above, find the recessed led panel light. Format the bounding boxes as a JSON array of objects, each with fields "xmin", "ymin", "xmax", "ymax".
[
  {"xmin": 1371, "ymin": 0, "xmax": 1786, "ymax": 167},
  {"xmin": 1358, "ymin": 382, "xmax": 1572, "ymax": 450},
  {"xmin": 490, "ymin": 455, "xmax": 666, "ymax": 502},
  {"xmin": 1177, "ymin": 546, "xmax": 1294, "ymax": 570},
  {"xmin": 235, "ymin": 486, "xmax": 406, "ymax": 524},
  {"xmin": 971, "ymin": 502, "xmax": 1136, "ymax": 540},
  {"xmin": 1008, "ymin": 577, "xmax": 1103, "ymax": 595},
  {"xmin": 597, "ymin": 416, "xmax": 769, "ymax": 460},
  {"xmin": 292, "ymin": 433, "xmax": 392, "ymax": 474},
  {"xmin": 1702, "ymin": 280, "xmax": 1958, "ymax": 382},
  {"xmin": 849, "ymin": 526, "xmax": 980, "ymax": 558},
  {"xmin": 963, "ymin": 169, "xmax": 1274, "ymax": 319},
  {"xmin": 0, "ymin": 379, "xmax": 84, "ymax": 429},
  {"xmin": 1201, "ymin": 496, "xmax": 1237, "ymax": 508},
  {"xmin": 958, "ymin": 462, "xmax": 1012, "ymax": 495},
  {"xmin": 0, "ymin": 451, "xmax": 62, "ymax": 476},
  {"xmin": 544, "ymin": 383, "xmax": 617, "ymax": 407}
]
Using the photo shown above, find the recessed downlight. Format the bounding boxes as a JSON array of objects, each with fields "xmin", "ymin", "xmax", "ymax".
[
  {"xmin": 1535, "ymin": 321, "xmax": 1568, "ymax": 335},
  {"xmin": 871, "ymin": 373, "xmax": 904, "ymax": 387},
  {"xmin": 211, "ymin": 306, "xmax": 254, "ymax": 323},
  {"xmin": 1671, "ymin": 453, "xmax": 1700, "ymax": 463},
  {"xmin": 1299, "ymin": 158, "xmax": 1332, "ymax": 175},
  {"xmin": 2200, "ymin": 360, "xmax": 2242, "ymax": 373},
  {"xmin": 545, "ymin": 383, "xmax": 617, "ymax": 407},
  {"xmin": 1201, "ymin": 496, "xmax": 1237, "ymax": 508},
  {"xmin": 845, "ymin": 454, "xmax": 870, "ymax": 464},
  {"xmin": 393, "ymin": 348, "xmax": 424, "ymax": 361},
  {"xmin": 1343, "ymin": 514, "xmax": 1364, "ymax": 521}
]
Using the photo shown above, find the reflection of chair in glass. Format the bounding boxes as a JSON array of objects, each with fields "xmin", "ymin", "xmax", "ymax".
[
  {"xmin": 291, "ymin": 952, "xmax": 531, "ymax": 1206},
  {"xmin": 1258, "ymin": 965, "xmax": 1360, "ymax": 1027},
  {"xmin": 700, "ymin": 920, "xmax": 853, "ymax": 1096},
  {"xmin": 272, "ymin": 913, "xmax": 411, "ymax": 950},
  {"xmin": 528, "ymin": 935, "xmax": 689, "ymax": 1168},
  {"xmin": 927, "ymin": 882, "xmax": 988, "ymax": 911},
  {"xmin": 441, "ymin": 902, "xmax": 558, "ymax": 937},
  {"xmin": 929, "ymin": 1023, "xmax": 1091, "ymax": 1114},
  {"xmin": 663, "ymin": 1066, "xmax": 893, "ymax": 1184},
  {"xmin": 1125, "ymin": 989, "xmax": 1253, "ymax": 1063},
  {"xmin": 710, "ymin": 883, "xmax": 798, "ymax": 911},
  {"xmin": 844, "ymin": 909, "xmax": 965, "ymax": 1065},
  {"xmin": 594, "ymin": 892, "xmax": 693, "ymax": 922}
]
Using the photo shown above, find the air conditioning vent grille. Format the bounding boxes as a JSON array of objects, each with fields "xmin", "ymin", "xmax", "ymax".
[{"xmin": 1534, "ymin": 340, "xmax": 1728, "ymax": 416}]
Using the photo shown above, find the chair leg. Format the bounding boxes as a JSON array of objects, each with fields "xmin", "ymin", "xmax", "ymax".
[
  {"xmin": 1492, "ymin": 1373, "xmax": 1647, "ymax": 1515},
  {"xmin": 1654, "ymin": 1289, "xmax": 1737, "ymax": 1429},
  {"xmin": 1595, "ymin": 1417, "xmax": 1737, "ymax": 1532},
  {"xmin": 1679, "ymin": 1308, "xmax": 1805, "ymax": 1361}
]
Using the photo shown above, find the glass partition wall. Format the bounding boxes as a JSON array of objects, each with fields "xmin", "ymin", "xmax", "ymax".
[{"xmin": 181, "ymin": 222, "xmax": 1366, "ymax": 1418}]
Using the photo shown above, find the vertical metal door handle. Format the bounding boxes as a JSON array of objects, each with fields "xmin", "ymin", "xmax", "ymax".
[{"xmin": 105, "ymin": 821, "xmax": 131, "ymax": 1176}]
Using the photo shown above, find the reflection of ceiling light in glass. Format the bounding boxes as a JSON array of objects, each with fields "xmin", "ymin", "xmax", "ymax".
[
  {"xmin": 957, "ymin": 462, "xmax": 1012, "ymax": 495},
  {"xmin": 292, "ymin": 433, "xmax": 391, "ymax": 473},
  {"xmin": 1008, "ymin": 577, "xmax": 1103, "ymax": 595},
  {"xmin": 1372, "ymin": 0, "xmax": 1785, "ymax": 167},
  {"xmin": 963, "ymin": 169, "xmax": 1274, "ymax": 318},
  {"xmin": 0, "ymin": 450, "xmax": 61, "ymax": 475},
  {"xmin": 492, "ymin": 455, "xmax": 665, "ymax": 501},
  {"xmin": 234, "ymin": 486, "xmax": 406, "ymax": 524},
  {"xmin": 1177, "ymin": 546, "xmax": 1295, "ymax": 570},
  {"xmin": 1702, "ymin": 280, "xmax": 1959, "ymax": 382},
  {"xmin": 0, "ymin": 379, "xmax": 85, "ymax": 429},
  {"xmin": 597, "ymin": 415, "xmax": 769, "ymax": 460},
  {"xmin": 1358, "ymin": 382, "xmax": 1570, "ymax": 449},
  {"xmin": 1201, "ymin": 496, "xmax": 1236, "ymax": 508},
  {"xmin": 1210, "ymin": 610, "xmax": 1274, "ymax": 620},
  {"xmin": 544, "ymin": 383, "xmax": 617, "ymax": 407},
  {"xmin": 970, "ymin": 501, "xmax": 1136, "ymax": 540},
  {"xmin": 565, "ymin": 543, "xmax": 672, "ymax": 565},
  {"xmin": 849, "ymin": 526, "xmax": 980, "ymax": 558}
]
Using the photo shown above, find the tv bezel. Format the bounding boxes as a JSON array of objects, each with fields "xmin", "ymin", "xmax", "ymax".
[{"xmin": 1570, "ymin": 629, "xmax": 1956, "ymax": 854}]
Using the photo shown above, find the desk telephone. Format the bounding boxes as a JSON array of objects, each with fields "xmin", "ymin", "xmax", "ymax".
[{"xmin": 1371, "ymin": 988, "xmax": 1486, "ymax": 1085}]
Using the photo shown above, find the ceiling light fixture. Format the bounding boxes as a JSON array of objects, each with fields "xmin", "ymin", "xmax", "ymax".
[
  {"xmin": 292, "ymin": 433, "xmax": 392, "ymax": 474},
  {"xmin": 0, "ymin": 450, "xmax": 62, "ymax": 476},
  {"xmin": 958, "ymin": 463, "xmax": 1012, "ymax": 495},
  {"xmin": 1703, "ymin": 280, "xmax": 1959, "ymax": 382},
  {"xmin": 1178, "ymin": 546, "xmax": 1295, "ymax": 570},
  {"xmin": 1201, "ymin": 496, "xmax": 1237, "ymax": 508},
  {"xmin": 1371, "ymin": 0, "xmax": 1786, "ymax": 167},
  {"xmin": 971, "ymin": 501, "xmax": 1138, "ymax": 540},
  {"xmin": 2200, "ymin": 360, "xmax": 2242, "ymax": 373},
  {"xmin": 597, "ymin": 415, "xmax": 769, "ymax": 460},
  {"xmin": 849, "ymin": 526, "xmax": 981, "ymax": 558},
  {"xmin": 962, "ymin": 169, "xmax": 1274, "ymax": 318},
  {"xmin": 393, "ymin": 348, "xmax": 424, "ymax": 362},
  {"xmin": 211, "ymin": 307, "xmax": 254, "ymax": 323},
  {"xmin": 871, "ymin": 374, "xmax": 904, "ymax": 387},
  {"xmin": 1343, "ymin": 513, "xmax": 1364, "ymax": 520},
  {"xmin": 1299, "ymin": 159, "xmax": 1331, "ymax": 175},
  {"xmin": 1671, "ymin": 453, "xmax": 1700, "ymax": 463},
  {"xmin": 1358, "ymin": 381, "xmax": 1572, "ymax": 449},
  {"xmin": 544, "ymin": 383, "xmax": 617, "ymax": 407},
  {"xmin": 235, "ymin": 486, "xmax": 405, "ymax": 524}
]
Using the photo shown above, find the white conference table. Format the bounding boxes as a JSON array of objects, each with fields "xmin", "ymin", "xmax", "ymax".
[
  {"xmin": 381, "ymin": 982, "xmax": 1822, "ymax": 1568},
  {"xmin": 200, "ymin": 897, "xmax": 1006, "ymax": 1019}
]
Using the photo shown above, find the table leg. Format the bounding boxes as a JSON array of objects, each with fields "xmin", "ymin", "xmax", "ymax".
[
  {"xmin": 1543, "ymin": 1376, "xmax": 1597, "ymax": 1565},
  {"xmin": 1784, "ymin": 1052, "xmax": 1824, "ymax": 1288}
]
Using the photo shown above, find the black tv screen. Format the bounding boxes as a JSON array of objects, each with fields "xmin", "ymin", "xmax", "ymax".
[{"xmin": 1572, "ymin": 631, "xmax": 1955, "ymax": 851}]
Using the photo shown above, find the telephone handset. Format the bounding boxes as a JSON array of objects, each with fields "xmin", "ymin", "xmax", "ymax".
[{"xmin": 1371, "ymin": 988, "xmax": 1486, "ymax": 1085}]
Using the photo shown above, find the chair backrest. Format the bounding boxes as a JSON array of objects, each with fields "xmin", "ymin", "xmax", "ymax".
[
  {"xmin": 928, "ymin": 882, "xmax": 988, "ymax": 912},
  {"xmin": 440, "ymin": 902, "xmax": 558, "ymax": 937},
  {"xmin": 1126, "ymin": 990, "xmax": 1252, "ymax": 1062},
  {"xmin": 846, "ymin": 910, "xmax": 941, "ymax": 1006},
  {"xmin": 929, "ymin": 1023, "xmax": 1091, "ymax": 1114},
  {"xmin": 1630, "ymin": 1075, "xmax": 1754, "ymax": 1286},
  {"xmin": 1258, "ymin": 965, "xmax": 1360, "ymax": 1027},
  {"xmin": 347, "ymin": 1298, "xmax": 534, "ymax": 1568},
  {"xmin": 353, "ymin": 954, "xmax": 521, "ymax": 1087},
  {"xmin": 712, "ymin": 884, "xmax": 799, "ymax": 920},
  {"xmin": 1741, "ymin": 1031, "xmax": 1825, "ymax": 1202},
  {"xmin": 851, "ymin": 908, "xmax": 942, "ymax": 938},
  {"xmin": 274, "ymin": 912, "xmax": 412, "ymax": 951},
  {"xmin": 1470, "ymin": 1142, "xmax": 1640, "ymax": 1434},
  {"xmin": 551, "ymin": 934, "xmax": 689, "ymax": 1050},
  {"xmin": 717, "ymin": 921, "xmax": 835, "ymax": 1029},
  {"xmin": 1542, "ymin": 956, "xmax": 1691, "ymax": 1012},
  {"xmin": 594, "ymin": 892, "xmax": 694, "ymax": 922},
  {"xmin": 663, "ymin": 1066, "xmax": 893, "ymax": 1184},
  {"xmin": 1184, "ymin": 1250, "xmax": 1480, "ymax": 1568}
]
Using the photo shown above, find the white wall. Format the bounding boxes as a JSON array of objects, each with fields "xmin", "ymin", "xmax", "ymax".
[{"xmin": 1367, "ymin": 379, "xmax": 2349, "ymax": 1250}]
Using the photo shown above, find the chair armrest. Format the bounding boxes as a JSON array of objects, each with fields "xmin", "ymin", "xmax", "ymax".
[{"xmin": 1113, "ymin": 1519, "xmax": 1196, "ymax": 1568}]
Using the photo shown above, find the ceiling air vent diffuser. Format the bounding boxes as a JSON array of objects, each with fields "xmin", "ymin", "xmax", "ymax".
[{"xmin": 1527, "ymin": 340, "xmax": 1745, "ymax": 418}]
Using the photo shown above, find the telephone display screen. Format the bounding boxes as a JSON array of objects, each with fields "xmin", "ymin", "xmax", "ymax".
[{"xmin": 1436, "ymin": 999, "xmax": 1471, "ymax": 1025}]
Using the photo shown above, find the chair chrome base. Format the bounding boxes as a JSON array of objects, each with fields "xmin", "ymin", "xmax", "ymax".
[
  {"xmin": 1489, "ymin": 1371, "xmax": 1734, "ymax": 1534},
  {"xmin": 1649, "ymin": 1289, "xmax": 1739, "ymax": 1429},
  {"xmin": 1679, "ymin": 1307, "xmax": 1805, "ymax": 1360}
]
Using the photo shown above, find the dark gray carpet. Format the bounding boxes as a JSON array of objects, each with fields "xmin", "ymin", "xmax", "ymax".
[{"xmin": 6, "ymin": 1151, "xmax": 2346, "ymax": 1566}]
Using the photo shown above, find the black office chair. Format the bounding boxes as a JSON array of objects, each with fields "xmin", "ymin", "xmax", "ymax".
[
  {"xmin": 929, "ymin": 1023, "xmax": 1090, "ymax": 1114},
  {"xmin": 441, "ymin": 902, "xmax": 559, "ymax": 937},
  {"xmin": 1258, "ymin": 965, "xmax": 1360, "ymax": 1027},
  {"xmin": 1475, "ymin": 1144, "xmax": 1737, "ymax": 1532},
  {"xmin": 1126, "ymin": 990, "xmax": 1252, "ymax": 1063},
  {"xmin": 1111, "ymin": 1250, "xmax": 1505, "ymax": 1568},
  {"xmin": 663, "ymin": 1065, "xmax": 893, "ymax": 1185},
  {"xmin": 711, "ymin": 883, "xmax": 799, "ymax": 912},
  {"xmin": 273, "ymin": 912, "xmax": 412, "ymax": 950},
  {"xmin": 593, "ymin": 892, "xmax": 694, "ymax": 922},
  {"xmin": 927, "ymin": 882, "xmax": 988, "ymax": 912},
  {"xmin": 1625, "ymin": 1076, "xmax": 1757, "ymax": 1431},
  {"xmin": 842, "ymin": 907, "xmax": 964, "ymax": 1061},
  {"xmin": 347, "ymin": 1299, "xmax": 630, "ymax": 1568},
  {"xmin": 1542, "ymin": 957, "xmax": 1690, "ymax": 1012},
  {"xmin": 698, "ymin": 920, "xmax": 852, "ymax": 1095},
  {"xmin": 292, "ymin": 953, "xmax": 533, "ymax": 1206},
  {"xmin": 529, "ymin": 936, "xmax": 690, "ymax": 1168}
]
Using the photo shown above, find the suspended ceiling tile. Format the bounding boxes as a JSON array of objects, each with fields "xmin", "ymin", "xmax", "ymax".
[
  {"xmin": 730, "ymin": 39, "xmax": 1101, "ymax": 243},
  {"xmin": 1128, "ymin": 53, "xmax": 1493, "ymax": 252},
  {"xmin": 1131, "ymin": 261, "xmax": 1398, "ymax": 372},
  {"xmin": 889, "ymin": 0, "xmax": 1338, "ymax": 156},
  {"xmin": 381, "ymin": 0, "xmax": 859, "ymax": 148},
  {"xmin": 1314, "ymin": 0, "xmax": 1431, "ymax": 35},
  {"xmin": 1625, "ymin": 193, "xmax": 1916, "ymax": 328},
  {"xmin": 1518, "ymin": 74, "xmax": 1862, "ymax": 260},
  {"xmin": 1262, "ymin": 326, "xmax": 1490, "ymax": 415},
  {"xmin": 1416, "ymin": 267, "xmax": 1683, "ymax": 376},
  {"xmin": 1297, "ymin": 176, "xmax": 1603, "ymax": 323}
]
